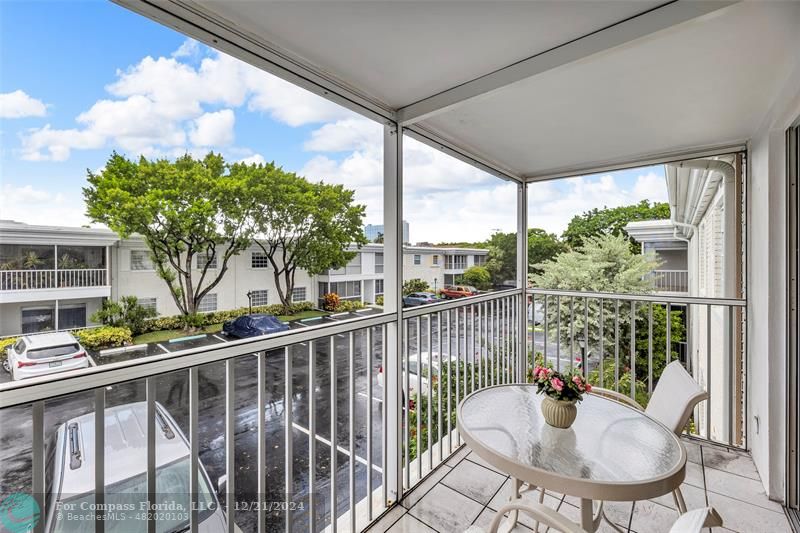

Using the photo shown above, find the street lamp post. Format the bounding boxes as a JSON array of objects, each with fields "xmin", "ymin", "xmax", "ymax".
[{"xmin": 246, "ymin": 290, "xmax": 253, "ymax": 314}]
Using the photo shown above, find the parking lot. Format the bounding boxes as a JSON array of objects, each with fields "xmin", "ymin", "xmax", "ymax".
[{"xmin": 0, "ymin": 307, "xmax": 529, "ymax": 531}]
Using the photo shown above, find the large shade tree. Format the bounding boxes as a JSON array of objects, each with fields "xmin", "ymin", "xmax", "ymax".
[
  {"xmin": 561, "ymin": 200, "xmax": 670, "ymax": 252},
  {"xmin": 485, "ymin": 228, "xmax": 566, "ymax": 284},
  {"xmin": 249, "ymin": 162, "xmax": 367, "ymax": 309},
  {"xmin": 84, "ymin": 153, "xmax": 259, "ymax": 327}
]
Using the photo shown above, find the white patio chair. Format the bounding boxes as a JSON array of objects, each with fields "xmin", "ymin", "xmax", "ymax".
[
  {"xmin": 589, "ymin": 360, "xmax": 709, "ymax": 515},
  {"xmin": 464, "ymin": 503, "xmax": 722, "ymax": 533}
]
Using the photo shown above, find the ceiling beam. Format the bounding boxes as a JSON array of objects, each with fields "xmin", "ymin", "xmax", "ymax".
[{"xmin": 397, "ymin": 1, "xmax": 737, "ymax": 126}]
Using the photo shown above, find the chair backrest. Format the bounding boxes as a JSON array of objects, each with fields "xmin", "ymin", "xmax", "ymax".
[{"xmin": 645, "ymin": 361, "xmax": 708, "ymax": 434}]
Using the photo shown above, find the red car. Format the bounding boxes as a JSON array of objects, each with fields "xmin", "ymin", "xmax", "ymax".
[{"xmin": 439, "ymin": 285, "xmax": 479, "ymax": 299}]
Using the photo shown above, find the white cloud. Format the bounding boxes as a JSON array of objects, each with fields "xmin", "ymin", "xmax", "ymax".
[
  {"xmin": 238, "ymin": 154, "xmax": 267, "ymax": 165},
  {"xmin": 0, "ymin": 90, "xmax": 47, "ymax": 118},
  {"xmin": 189, "ymin": 109, "xmax": 235, "ymax": 147},
  {"xmin": 304, "ymin": 118, "xmax": 380, "ymax": 152},
  {"xmin": 18, "ymin": 42, "xmax": 354, "ymax": 161},
  {"xmin": 172, "ymin": 39, "xmax": 200, "ymax": 59},
  {"xmin": 0, "ymin": 184, "xmax": 90, "ymax": 227},
  {"xmin": 633, "ymin": 171, "xmax": 668, "ymax": 202}
]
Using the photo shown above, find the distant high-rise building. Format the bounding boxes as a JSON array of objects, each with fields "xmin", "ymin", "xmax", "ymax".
[{"xmin": 365, "ymin": 221, "xmax": 409, "ymax": 243}]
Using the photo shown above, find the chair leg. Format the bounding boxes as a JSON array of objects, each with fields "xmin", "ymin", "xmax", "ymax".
[
  {"xmin": 672, "ymin": 487, "xmax": 688, "ymax": 514},
  {"xmin": 532, "ymin": 487, "xmax": 546, "ymax": 532}
]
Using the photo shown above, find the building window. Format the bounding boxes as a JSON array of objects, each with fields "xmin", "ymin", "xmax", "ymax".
[
  {"xmin": 59, "ymin": 304, "xmax": 86, "ymax": 330},
  {"xmin": 375, "ymin": 253, "xmax": 384, "ymax": 274},
  {"xmin": 375, "ymin": 279, "xmax": 384, "ymax": 295},
  {"xmin": 329, "ymin": 280, "xmax": 361, "ymax": 299},
  {"xmin": 445, "ymin": 255, "xmax": 467, "ymax": 269},
  {"xmin": 138, "ymin": 297, "xmax": 158, "ymax": 314},
  {"xmin": 197, "ymin": 293, "xmax": 218, "ymax": 313},
  {"xmin": 432, "ymin": 255, "xmax": 439, "ymax": 266},
  {"xmin": 291, "ymin": 287, "xmax": 307, "ymax": 302},
  {"xmin": 413, "ymin": 254, "xmax": 421, "ymax": 265},
  {"xmin": 250, "ymin": 290, "xmax": 269, "ymax": 307},
  {"xmin": 251, "ymin": 251, "xmax": 269, "ymax": 269},
  {"xmin": 196, "ymin": 253, "xmax": 217, "ymax": 270},
  {"xmin": 474, "ymin": 254, "xmax": 487, "ymax": 266},
  {"xmin": 130, "ymin": 250, "xmax": 153, "ymax": 271},
  {"xmin": 21, "ymin": 306, "xmax": 54, "ymax": 334}
]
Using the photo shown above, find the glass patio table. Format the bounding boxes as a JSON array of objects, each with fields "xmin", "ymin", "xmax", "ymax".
[{"xmin": 457, "ymin": 384, "xmax": 686, "ymax": 532}]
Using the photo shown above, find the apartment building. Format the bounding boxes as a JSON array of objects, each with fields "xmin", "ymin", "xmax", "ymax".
[
  {"xmin": 0, "ymin": 221, "xmax": 488, "ymax": 336},
  {"xmin": 316, "ymin": 243, "xmax": 489, "ymax": 306}
]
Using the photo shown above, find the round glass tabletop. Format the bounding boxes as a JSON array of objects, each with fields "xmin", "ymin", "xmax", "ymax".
[{"xmin": 457, "ymin": 384, "xmax": 686, "ymax": 501}]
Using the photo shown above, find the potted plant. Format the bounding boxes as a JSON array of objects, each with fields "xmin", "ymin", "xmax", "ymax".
[{"xmin": 531, "ymin": 365, "xmax": 591, "ymax": 429}]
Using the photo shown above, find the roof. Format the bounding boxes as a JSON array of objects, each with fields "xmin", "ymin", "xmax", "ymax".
[
  {"xmin": 23, "ymin": 332, "xmax": 79, "ymax": 349},
  {"xmin": 349, "ymin": 243, "xmax": 489, "ymax": 255},
  {"xmin": 120, "ymin": 1, "xmax": 800, "ymax": 181},
  {"xmin": 57, "ymin": 402, "xmax": 190, "ymax": 495},
  {"xmin": 624, "ymin": 219, "xmax": 686, "ymax": 246},
  {"xmin": 0, "ymin": 220, "xmax": 118, "ymax": 246}
]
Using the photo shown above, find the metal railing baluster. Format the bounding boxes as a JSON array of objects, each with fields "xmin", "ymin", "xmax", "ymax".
[
  {"xmin": 146, "ymin": 378, "xmax": 156, "ymax": 533},
  {"xmin": 349, "ymin": 331, "xmax": 356, "ymax": 533},
  {"xmin": 416, "ymin": 316, "xmax": 422, "ymax": 481},
  {"xmin": 630, "ymin": 302, "xmax": 636, "ymax": 401},
  {"xmin": 282, "ymin": 349, "xmax": 291, "ymax": 532},
  {"xmin": 648, "ymin": 304, "xmax": 653, "ymax": 397},
  {"xmin": 189, "ymin": 366, "xmax": 200, "ymax": 533},
  {"xmin": 330, "ymin": 337, "xmax": 337, "ymax": 533},
  {"xmin": 366, "ymin": 328, "xmax": 373, "ymax": 521},
  {"xmin": 706, "ymin": 305, "xmax": 712, "ymax": 440},
  {"xmin": 257, "ymin": 352, "xmax": 266, "ymax": 533},
  {"xmin": 307, "ymin": 343, "xmax": 316, "ymax": 533},
  {"xmin": 33, "ymin": 401, "xmax": 45, "ymax": 533},
  {"xmin": 614, "ymin": 299, "xmax": 620, "ymax": 392},
  {"xmin": 95, "ymin": 388, "xmax": 105, "ymax": 533}
]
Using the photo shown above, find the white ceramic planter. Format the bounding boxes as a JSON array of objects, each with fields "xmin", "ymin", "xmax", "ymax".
[{"xmin": 541, "ymin": 396, "xmax": 577, "ymax": 429}]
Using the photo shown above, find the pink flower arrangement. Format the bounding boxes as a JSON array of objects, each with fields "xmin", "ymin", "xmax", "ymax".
[{"xmin": 531, "ymin": 364, "xmax": 591, "ymax": 402}]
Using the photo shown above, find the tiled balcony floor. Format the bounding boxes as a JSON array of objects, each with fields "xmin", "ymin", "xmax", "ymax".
[{"xmin": 367, "ymin": 439, "xmax": 791, "ymax": 533}]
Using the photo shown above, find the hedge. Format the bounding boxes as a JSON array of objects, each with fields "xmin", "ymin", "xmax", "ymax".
[
  {"xmin": 74, "ymin": 326, "xmax": 133, "ymax": 350},
  {"xmin": 334, "ymin": 300, "xmax": 366, "ymax": 312},
  {"xmin": 139, "ymin": 301, "xmax": 316, "ymax": 333},
  {"xmin": 0, "ymin": 337, "xmax": 17, "ymax": 354}
]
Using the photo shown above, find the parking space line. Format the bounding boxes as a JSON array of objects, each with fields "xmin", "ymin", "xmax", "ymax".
[
  {"xmin": 357, "ymin": 391, "xmax": 382, "ymax": 403},
  {"xmin": 156, "ymin": 343, "xmax": 170, "ymax": 353},
  {"xmin": 87, "ymin": 354, "xmax": 97, "ymax": 367},
  {"xmin": 212, "ymin": 334, "xmax": 227, "ymax": 342},
  {"xmin": 291, "ymin": 422, "xmax": 382, "ymax": 474}
]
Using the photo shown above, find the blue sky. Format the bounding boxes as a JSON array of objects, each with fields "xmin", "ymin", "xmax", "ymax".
[{"xmin": 0, "ymin": 1, "xmax": 666, "ymax": 242}]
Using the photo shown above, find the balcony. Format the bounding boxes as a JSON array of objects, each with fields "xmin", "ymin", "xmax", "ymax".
[
  {"xmin": 0, "ymin": 268, "xmax": 108, "ymax": 291},
  {"xmin": 647, "ymin": 270, "xmax": 689, "ymax": 295}
]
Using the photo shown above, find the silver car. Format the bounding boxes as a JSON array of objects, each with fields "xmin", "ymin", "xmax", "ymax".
[{"xmin": 44, "ymin": 401, "xmax": 229, "ymax": 533}]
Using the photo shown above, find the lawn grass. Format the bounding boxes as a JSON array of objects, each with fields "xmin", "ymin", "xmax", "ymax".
[{"xmin": 132, "ymin": 310, "xmax": 328, "ymax": 344}]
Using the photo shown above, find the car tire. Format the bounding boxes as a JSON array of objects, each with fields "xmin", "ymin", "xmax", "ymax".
[{"xmin": 2, "ymin": 359, "xmax": 9, "ymax": 373}]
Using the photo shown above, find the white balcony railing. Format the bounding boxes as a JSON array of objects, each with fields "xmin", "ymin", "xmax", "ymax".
[
  {"xmin": 0, "ymin": 288, "xmax": 744, "ymax": 532},
  {"xmin": 0, "ymin": 268, "xmax": 107, "ymax": 291},
  {"xmin": 0, "ymin": 289, "xmax": 520, "ymax": 533},
  {"xmin": 647, "ymin": 269, "xmax": 689, "ymax": 293},
  {"xmin": 528, "ymin": 288, "xmax": 746, "ymax": 448}
]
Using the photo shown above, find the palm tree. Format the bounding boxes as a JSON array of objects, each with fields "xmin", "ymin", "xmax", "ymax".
[{"xmin": 22, "ymin": 251, "xmax": 45, "ymax": 270}]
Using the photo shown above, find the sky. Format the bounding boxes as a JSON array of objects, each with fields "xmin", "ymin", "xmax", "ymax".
[{"xmin": 0, "ymin": 1, "xmax": 667, "ymax": 244}]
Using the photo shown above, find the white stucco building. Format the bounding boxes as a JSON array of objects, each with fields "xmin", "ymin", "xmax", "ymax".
[{"xmin": 0, "ymin": 221, "xmax": 488, "ymax": 336}]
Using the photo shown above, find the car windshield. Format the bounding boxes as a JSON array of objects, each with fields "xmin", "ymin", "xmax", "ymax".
[
  {"xmin": 52, "ymin": 457, "xmax": 216, "ymax": 533},
  {"xmin": 27, "ymin": 343, "xmax": 80, "ymax": 359}
]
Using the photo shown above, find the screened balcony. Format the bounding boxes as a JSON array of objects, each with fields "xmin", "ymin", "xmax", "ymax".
[{"xmin": 1, "ymin": 2, "xmax": 799, "ymax": 533}]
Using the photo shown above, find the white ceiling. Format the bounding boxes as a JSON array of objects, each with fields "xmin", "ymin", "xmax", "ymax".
[
  {"xmin": 199, "ymin": 0, "xmax": 664, "ymax": 108},
  {"xmin": 178, "ymin": 1, "xmax": 800, "ymax": 179}
]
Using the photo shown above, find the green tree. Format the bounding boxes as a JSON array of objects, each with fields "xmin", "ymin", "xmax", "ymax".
[
  {"xmin": 532, "ymin": 233, "xmax": 684, "ymax": 401},
  {"xmin": 374, "ymin": 232, "xmax": 384, "ymax": 244},
  {"xmin": 249, "ymin": 163, "xmax": 367, "ymax": 310},
  {"xmin": 462, "ymin": 265, "xmax": 491, "ymax": 290},
  {"xmin": 84, "ymin": 153, "xmax": 259, "ymax": 328},
  {"xmin": 403, "ymin": 278, "xmax": 430, "ymax": 295},
  {"xmin": 561, "ymin": 200, "xmax": 670, "ymax": 251},
  {"xmin": 485, "ymin": 229, "xmax": 566, "ymax": 284}
]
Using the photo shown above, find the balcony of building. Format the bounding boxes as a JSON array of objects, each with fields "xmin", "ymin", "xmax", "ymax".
[{"xmin": 1, "ymin": 2, "xmax": 799, "ymax": 533}]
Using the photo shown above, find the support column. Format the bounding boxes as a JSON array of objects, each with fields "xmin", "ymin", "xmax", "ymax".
[
  {"xmin": 516, "ymin": 182, "xmax": 528, "ymax": 382},
  {"xmin": 383, "ymin": 122, "xmax": 403, "ymax": 503}
]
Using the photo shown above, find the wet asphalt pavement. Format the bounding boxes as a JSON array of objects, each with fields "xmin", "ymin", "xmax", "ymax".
[{"xmin": 0, "ymin": 306, "xmax": 563, "ymax": 532}]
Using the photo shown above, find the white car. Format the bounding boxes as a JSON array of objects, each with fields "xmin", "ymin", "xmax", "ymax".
[
  {"xmin": 377, "ymin": 352, "xmax": 458, "ymax": 401},
  {"xmin": 4, "ymin": 332, "xmax": 89, "ymax": 381},
  {"xmin": 44, "ymin": 401, "xmax": 232, "ymax": 533}
]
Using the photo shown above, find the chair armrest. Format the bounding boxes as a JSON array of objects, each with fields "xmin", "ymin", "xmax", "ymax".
[
  {"xmin": 589, "ymin": 388, "xmax": 643, "ymax": 410},
  {"xmin": 487, "ymin": 502, "xmax": 588, "ymax": 533}
]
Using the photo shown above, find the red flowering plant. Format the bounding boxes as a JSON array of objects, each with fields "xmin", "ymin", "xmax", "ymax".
[{"xmin": 531, "ymin": 364, "xmax": 592, "ymax": 403}]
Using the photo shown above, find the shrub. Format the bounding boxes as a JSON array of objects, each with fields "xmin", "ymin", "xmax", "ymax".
[
  {"xmin": 375, "ymin": 295, "xmax": 384, "ymax": 306},
  {"xmin": 462, "ymin": 266, "xmax": 492, "ymax": 290},
  {"xmin": 139, "ymin": 301, "xmax": 317, "ymax": 333},
  {"xmin": 74, "ymin": 326, "xmax": 133, "ymax": 350},
  {"xmin": 323, "ymin": 293, "xmax": 340, "ymax": 312},
  {"xmin": 403, "ymin": 278, "xmax": 430, "ymax": 295},
  {"xmin": 335, "ymin": 300, "xmax": 365, "ymax": 312},
  {"xmin": 91, "ymin": 296, "xmax": 157, "ymax": 335}
]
